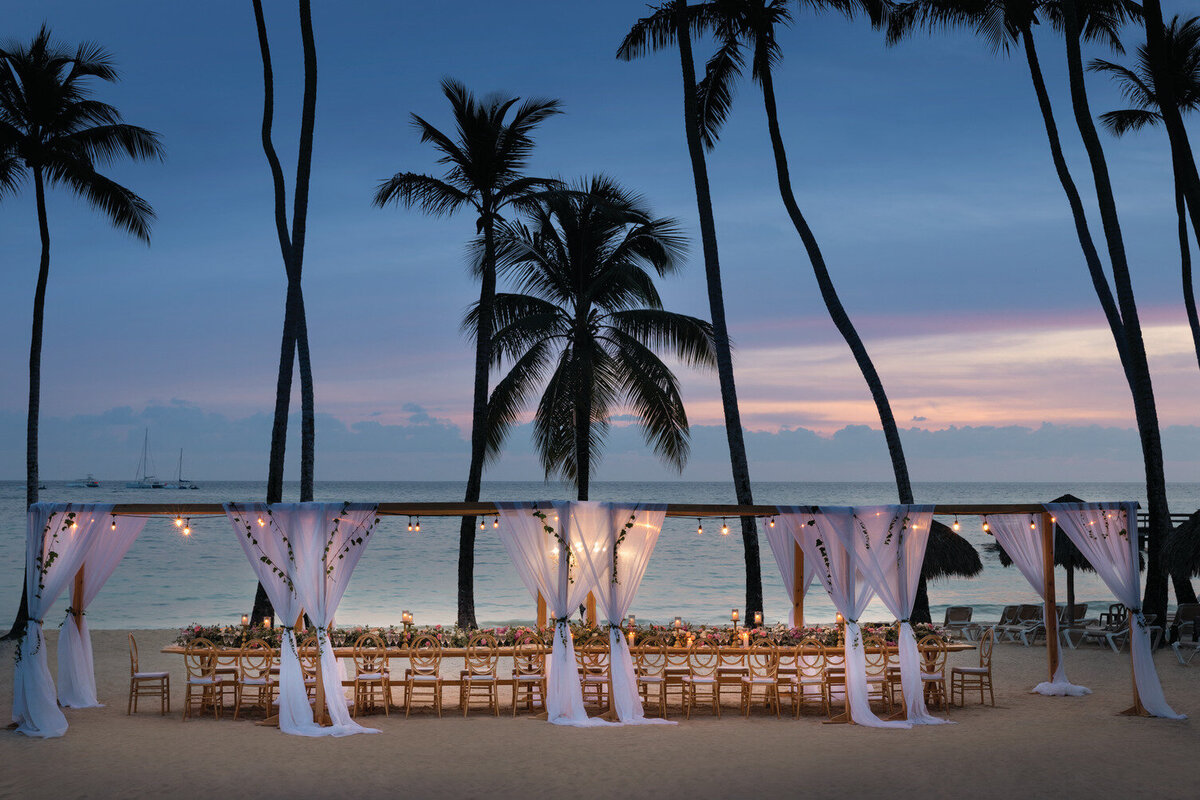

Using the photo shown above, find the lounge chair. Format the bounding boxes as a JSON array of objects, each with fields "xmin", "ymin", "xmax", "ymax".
[
  {"xmin": 1168, "ymin": 603, "xmax": 1199, "ymax": 644},
  {"xmin": 943, "ymin": 606, "xmax": 976, "ymax": 640},
  {"xmin": 997, "ymin": 604, "xmax": 1042, "ymax": 644}
]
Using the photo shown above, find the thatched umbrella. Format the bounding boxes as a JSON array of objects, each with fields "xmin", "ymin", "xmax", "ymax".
[
  {"xmin": 913, "ymin": 520, "xmax": 983, "ymax": 624},
  {"xmin": 1163, "ymin": 509, "xmax": 1200, "ymax": 579}
]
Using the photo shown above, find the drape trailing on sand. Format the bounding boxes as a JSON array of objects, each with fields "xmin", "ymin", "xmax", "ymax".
[
  {"xmin": 496, "ymin": 501, "xmax": 613, "ymax": 727},
  {"xmin": 13, "ymin": 503, "xmax": 110, "ymax": 737},
  {"xmin": 988, "ymin": 514, "xmax": 1090, "ymax": 696},
  {"xmin": 225, "ymin": 502, "xmax": 381, "ymax": 736},
  {"xmin": 1046, "ymin": 502, "xmax": 1184, "ymax": 719},
  {"xmin": 573, "ymin": 502, "xmax": 673, "ymax": 725},
  {"xmin": 762, "ymin": 518, "xmax": 814, "ymax": 627},
  {"xmin": 57, "ymin": 512, "xmax": 148, "ymax": 708},
  {"xmin": 777, "ymin": 506, "xmax": 909, "ymax": 729}
]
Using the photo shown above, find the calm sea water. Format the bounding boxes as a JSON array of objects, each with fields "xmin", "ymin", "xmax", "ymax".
[{"xmin": 1, "ymin": 480, "xmax": 1196, "ymax": 629}]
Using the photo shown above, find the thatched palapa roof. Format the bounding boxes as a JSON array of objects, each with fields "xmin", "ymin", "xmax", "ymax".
[
  {"xmin": 1164, "ymin": 509, "xmax": 1200, "ymax": 579},
  {"xmin": 923, "ymin": 519, "xmax": 982, "ymax": 580},
  {"xmin": 985, "ymin": 493, "xmax": 1093, "ymax": 572}
]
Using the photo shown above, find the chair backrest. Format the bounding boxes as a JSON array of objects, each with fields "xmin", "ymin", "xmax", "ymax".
[
  {"xmin": 998, "ymin": 605, "xmax": 1021, "ymax": 625},
  {"xmin": 184, "ymin": 637, "xmax": 217, "ymax": 680},
  {"xmin": 512, "ymin": 631, "xmax": 545, "ymax": 677},
  {"xmin": 240, "ymin": 638, "xmax": 273, "ymax": 681},
  {"xmin": 353, "ymin": 632, "xmax": 388, "ymax": 675},
  {"xmin": 917, "ymin": 634, "xmax": 947, "ymax": 674},
  {"xmin": 746, "ymin": 639, "xmax": 777, "ymax": 680},
  {"xmin": 408, "ymin": 632, "xmax": 441, "ymax": 677},
  {"xmin": 1071, "ymin": 603, "xmax": 1087, "ymax": 620},
  {"xmin": 977, "ymin": 626, "xmax": 995, "ymax": 669},
  {"xmin": 862, "ymin": 635, "xmax": 889, "ymax": 678},
  {"xmin": 719, "ymin": 646, "xmax": 744, "ymax": 671},
  {"xmin": 1017, "ymin": 604, "xmax": 1041, "ymax": 622},
  {"xmin": 465, "ymin": 631, "xmax": 499, "ymax": 676},
  {"xmin": 1177, "ymin": 603, "xmax": 1200, "ymax": 623},
  {"xmin": 944, "ymin": 606, "xmax": 972, "ymax": 625},
  {"xmin": 577, "ymin": 646, "xmax": 608, "ymax": 676},
  {"xmin": 687, "ymin": 640, "xmax": 719, "ymax": 678},
  {"xmin": 129, "ymin": 633, "xmax": 140, "ymax": 675},
  {"xmin": 634, "ymin": 635, "xmax": 667, "ymax": 678},
  {"xmin": 795, "ymin": 637, "xmax": 825, "ymax": 679},
  {"xmin": 298, "ymin": 634, "xmax": 319, "ymax": 678}
]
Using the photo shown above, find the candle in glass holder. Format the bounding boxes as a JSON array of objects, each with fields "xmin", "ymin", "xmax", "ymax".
[
  {"xmin": 628, "ymin": 630, "xmax": 636, "ymax": 647},
  {"xmin": 628, "ymin": 614, "xmax": 636, "ymax": 628},
  {"xmin": 754, "ymin": 611, "xmax": 762, "ymax": 626},
  {"xmin": 740, "ymin": 631, "xmax": 750, "ymax": 648},
  {"xmin": 263, "ymin": 616, "xmax": 273, "ymax": 629},
  {"xmin": 836, "ymin": 612, "xmax": 844, "ymax": 625},
  {"xmin": 686, "ymin": 635, "xmax": 695, "ymax": 648},
  {"xmin": 673, "ymin": 616, "xmax": 682, "ymax": 629},
  {"xmin": 241, "ymin": 614, "xmax": 249, "ymax": 627},
  {"xmin": 731, "ymin": 608, "xmax": 739, "ymax": 624}
]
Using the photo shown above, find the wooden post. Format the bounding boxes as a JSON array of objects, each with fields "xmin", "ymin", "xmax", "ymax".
[
  {"xmin": 302, "ymin": 611, "xmax": 329, "ymax": 726},
  {"xmin": 792, "ymin": 542, "xmax": 805, "ymax": 628},
  {"xmin": 536, "ymin": 592, "xmax": 547, "ymax": 629},
  {"xmin": 72, "ymin": 566, "xmax": 85, "ymax": 634},
  {"xmin": 586, "ymin": 592, "xmax": 597, "ymax": 626},
  {"xmin": 1041, "ymin": 512, "xmax": 1059, "ymax": 683}
]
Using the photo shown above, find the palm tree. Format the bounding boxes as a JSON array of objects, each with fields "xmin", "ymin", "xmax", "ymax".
[
  {"xmin": 618, "ymin": 1, "xmax": 765, "ymax": 622},
  {"xmin": 0, "ymin": 26, "xmax": 162, "ymax": 638},
  {"xmin": 249, "ymin": 0, "xmax": 320, "ymax": 625},
  {"xmin": 889, "ymin": 0, "xmax": 1178, "ymax": 629},
  {"xmin": 373, "ymin": 80, "xmax": 561, "ymax": 628},
  {"xmin": 1090, "ymin": 16, "xmax": 1200, "ymax": 373},
  {"xmin": 479, "ymin": 177, "xmax": 717, "ymax": 498}
]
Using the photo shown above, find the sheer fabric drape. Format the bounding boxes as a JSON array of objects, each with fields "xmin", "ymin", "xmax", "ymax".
[
  {"xmin": 496, "ymin": 501, "xmax": 611, "ymax": 727},
  {"xmin": 1046, "ymin": 502, "xmax": 1184, "ymax": 719},
  {"xmin": 225, "ymin": 502, "xmax": 381, "ymax": 736},
  {"xmin": 847, "ymin": 505, "xmax": 948, "ymax": 724},
  {"xmin": 58, "ymin": 513, "xmax": 148, "ymax": 708},
  {"xmin": 988, "ymin": 514, "xmax": 1089, "ymax": 696},
  {"xmin": 573, "ymin": 502, "xmax": 672, "ymax": 725},
  {"xmin": 13, "ymin": 503, "xmax": 109, "ymax": 737},
  {"xmin": 762, "ymin": 518, "xmax": 814, "ymax": 627},
  {"xmin": 777, "ymin": 506, "xmax": 909, "ymax": 729}
]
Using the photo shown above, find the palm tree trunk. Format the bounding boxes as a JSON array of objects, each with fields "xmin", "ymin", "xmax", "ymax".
[
  {"xmin": 1177, "ymin": 173, "xmax": 1200, "ymax": 372},
  {"xmin": 575, "ymin": 345, "xmax": 593, "ymax": 502},
  {"xmin": 672, "ymin": 1, "xmax": 762, "ymax": 620},
  {"xmin": 1021, "ymin": 28, "xmax": 1129, "ymax": 377},
  {"xmin": 294, "ymin": 0, "xmax": 318, "ymax": 503},
  {"xmin": 5, "ymin": 166, "xmax": 51, "ymax": 639},
  {"xmin": 456, "ymin": 216, "xmax": 498, "ymax": 630},
  {"xmin": 1067, "ymin": 566, "xmax": 1075, "ymax": 625},
  {"xmin": 1061, "ymin": 0, "xmax": 1171, "ymax": 629}
]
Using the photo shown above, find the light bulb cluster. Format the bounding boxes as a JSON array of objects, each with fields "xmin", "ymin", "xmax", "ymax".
[{"xmin": 407, "ymin": 516, "xmax": 421, "ymax": 533}]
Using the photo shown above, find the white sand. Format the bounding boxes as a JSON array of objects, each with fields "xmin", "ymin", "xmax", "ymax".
[{"xmin": 1, "ymin": 629, "xmax": 1197, "ymax": 799}]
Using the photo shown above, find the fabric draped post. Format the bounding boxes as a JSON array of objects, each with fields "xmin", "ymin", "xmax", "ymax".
[
  {"xmin": 573, "ymin": 502, "xmax": 673, "ymax": 725},
  {"xmin": 989, "ymin": 514, "xmax": 1089, "ymax": 696},
  {"xmin": 1046, "ymin": 502, "xmax": 1184, "ymax": 719},
  {"xmin": 225, "ymin": 502, "xmax": 381, "ymax": 736},
  {"xmin": 847, "ymin": 505, "xmax": 948, "ymax": 724},
  {"xmin": 496, "ymin": 501, "xmax": 612, "ymax": 727},
  {"xmin": 777, "ymin": 506, "xmax": 909, "ymax": 729},
  {"xmin": 762, "ymin": 519, "xmax": 814, "ymax": 627},
  {"xmin": 13, "ymin": 503, "xmax": 110, "ymax": 737},
  {"xmin": 57, "ymin": 513, "xmax": 148, "ymax": 708}
]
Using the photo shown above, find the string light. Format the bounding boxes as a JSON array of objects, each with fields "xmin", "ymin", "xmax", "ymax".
[
  {"xmin": 493, "ymin": 517, "xmax": 499, "ymax": 528},
  {"xmin": 768, "ymin": 517, "xmax": 776, "ymax": 528},
  {"xmin": 414, "ymin": 517, "xmax": 420, "ymax": 533},
  {"xmin": 720, "ymin": 519, "xmax": 729, "ymax": 536},
  {"xmin": 257, "ymin": 516, "xmax": 265, "ymax": 527},
  {"xmin": 182, "ymin": 519, "xmax": 191, "ymax": 536},
  {"xmin": 110, "ymin": 517, "xmax": 117, "ymax": 531},
  {"xmin": 174, "ymin": 515, "xmax": 183, "ymax": 528},
  {"xmin": 480, "ymin": 518, "xmax": 485, "ymax": 530},
  {"xmin": 952, "ymin": 515, "xmax": 960, "ymax": 532},
  {"xmin": 696, "ymin": 519, "xmax": 703, "ymax": 535},
  {"xmin": 407, "ymin": 517, "xmax": 414, "ymax": 532},
  {"xmin": 1030, "ymin": 518, "xmax": 1036, "ymax": 530},
  {"xmin": 982, "ymin": 516, "xmax": 990, "ymax": 533}
]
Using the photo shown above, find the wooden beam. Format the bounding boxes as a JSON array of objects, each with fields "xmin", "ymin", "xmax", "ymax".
[
  {"xmin": 1041, "ymin": 512, "xmax": 1058, "ymax": 683},
  {"xmin": 586, "ymin": 593, "xmax": 597, "ymax": 626},
  {"xmin": 536, "ymin": 592, "xmax": 546, "ymax": 629},
  {"xmin": 72, "ymin": 566, "xmax": 85, "ymax": 634},
  {"xmin": 792, "ymin": 541, "xmax": 805, "ymax": 628}
]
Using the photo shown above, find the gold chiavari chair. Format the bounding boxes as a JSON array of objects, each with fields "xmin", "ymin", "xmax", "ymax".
[
  {"xmin": 460, "ymin": 631, "xmax": 500, "ymax": 716},
  {"xmin": 405, "ymin": 633, "xmax": 444, "ymax": 717},
  {"xmin": 791, "ymin": 638, "xmax": 828, "ymax": 717},
  {"xmin": 577, "ymin": 646, "xmax": 610, "ymax": 711},
  {"xmin": 298, "ymin": 634, "xmax": 320, "ymax": 702},
  {"xmin": 863, "ymin": 634, "xmax": 893, "ymax": 713},
  {"xmin": 951, "ymin": 627, "xmax": 995, "ymax": 707},
  {"xmin": 233, "ymin": 638, "xmax": 275, "ymax": 720},
  {"xmin": 822, "ymin": 641, "xmax": 848, "ymax": 721},
  {"xmin": 634, "ymin": 635, "xmax": 668, "ymax": 718},
  {"xmin": 183, "ymin": 637, "xmax": 223, "ymax": 720},
  {"xmin": 682, "ymin": 640, "xmax": 720, "ymax": 719},
  {"xmin": 127, "ymin": 633, "xmax": 170, "ymax": 715},
  {"xmin": 917, "ymin": 634, "xmax": 949, "ymax": 711},
  {"xmin": 664, "ymin": 641, "xmax": 689, "ymax": 712},
  {"xmin": 740, "ymin": 639, "xmax": 780, "ymax": 718},
  {"xmin": 353, "ymin": 632, "xmax": 391, "ymax": 717},
  {"xmin": 511, "ymin": 631, "xmax": 547, "ymax": 717},
  {"xmin": 717, "ymin": 646, "xmax": 747, "ymax": 708}
]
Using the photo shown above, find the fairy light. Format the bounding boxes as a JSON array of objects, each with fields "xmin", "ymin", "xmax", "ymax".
[
  {"xmin": 952, "ymin": 515, "xmax": 960, "ymax": 532},
  {"xmin": 982, "ymin": 516, "xmax": 990, "ymax": 533},
  {"xmin": 768, "ymin": 516, "xmax": 776, "ymax": 528},
  {"xmin": 696, "ymin": 519, "xmax": 703, "ymax": 535},
  {"xmin": 182, "ymin": 519, "xmax": 191, "ymax": 536},
  {"xmin": 414, "ymin": 517, "xmax": 421, "ymax": 533},
  {"xmin": 720, "ymin": 518, "xmax": 729, "ymax": 536},
  {"xmin": 1030, "ymin": 518, "xmax": 1036, "ymax": 530},
  {"xmin": 110, "ymin": 517, "xmax": 117, "ymax": 531},
  {"xmin": 174, "ymin": 515, "xmax": 183, "ymax": 528},
  {"xmin": 257, "ymin": 516, "xmax": 265, "ymax": 527},
  {"xmin": 407, "ymin": 517, "xmax": 414, "ymax": 532},
  {"xmin": 480, "ymin": 518, "xmax": 485, "ymax": 530},
  {"xmin": 493, "ymin": 517, "xmax": 499, "ymax": 528}
]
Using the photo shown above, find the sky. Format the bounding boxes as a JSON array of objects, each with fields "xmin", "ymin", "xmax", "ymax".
[{"xmin": 1, "ymin": 0, "xmax": 1198, "ymax": 484}]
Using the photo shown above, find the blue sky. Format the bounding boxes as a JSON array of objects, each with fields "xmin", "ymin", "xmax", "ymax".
[{"xmin": 1, "ymin": 1, "xmax": 1198, "ymax": 483}]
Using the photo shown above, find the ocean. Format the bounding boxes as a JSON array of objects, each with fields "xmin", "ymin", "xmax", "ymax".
[{"xmin": 1, "ymin": 480, "xmax": 1196, "ymax": 630}]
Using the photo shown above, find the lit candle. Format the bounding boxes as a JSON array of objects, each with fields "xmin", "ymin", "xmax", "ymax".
[
  {"xmin": 673, "ymin": 616, "xmax": 682, "ymax": 630},
  {"xmin": 628, "ymin": 614, "xmax": 636, "ymax": 628},
  {"xmin": 628, "ymin": 631, "xmax": 636, "ymax": 647},
  {"xmin": 264, "ymin": 616, "xmax": 273, "ymax": 629},
  {"xmin": 740, "ymin": 631, "xmax": 749, "ymax": 648},
  {"xmin": 241, "ymin": 614, "xmax": 249, "ymax": 627},
  {"xmin": 835, "ymin": 612, "xmax": 844, "ymax": 625},
  {"xmin": 687, "ymin": 635, "xmax": 695, "ymax": 648},
  {"xmin": 754, "ymin": 611, "xmax": 762, "ymax": 626},
  {"xmin": 731, "ymin": 608, "xmax": 739, "ymax": 623}
]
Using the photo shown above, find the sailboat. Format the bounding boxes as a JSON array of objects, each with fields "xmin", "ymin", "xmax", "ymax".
[
  {"xmin": 163, "ymin": 449, "xmax": 199, "ymax": 490},
  {"xmin": 126, "ymin": 430, "xmax": 164, "ymax": 489}
]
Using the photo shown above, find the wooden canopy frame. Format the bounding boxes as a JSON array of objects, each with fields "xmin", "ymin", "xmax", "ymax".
[{"xmin": 87, "ymin": 501, "xmax": 1143, "ymax": 719}]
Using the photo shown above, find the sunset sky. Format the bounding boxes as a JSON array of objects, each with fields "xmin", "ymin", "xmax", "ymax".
[{"xmin": 1, "ymin": 0, "xmax": 1198, "ymax": 483}]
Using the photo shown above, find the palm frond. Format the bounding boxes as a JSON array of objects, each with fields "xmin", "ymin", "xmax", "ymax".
[
  {"xmin": 372, "ymin": 171, "xmax": 473, "ymax": 215},
  {"xmin": 608, "ymin": 308, "xmax": 718, "ymax": 368},
  {"xmin": 607, "ymin": 329, "xmax": 692, "ymax": 472},
  {"xmin": 45, "ymin": 159, "xmax": 154, "ymax": 241},
  {"xmin": 484, "ymin": 339, "xmax": 554, "ymax": 465},
  {"xmin": 1098, "ymin": 107, "xmax": 1162, "ymax": 135},
  {"xmin": 59, "ymin": 122, "xmax": 164, "ymax": 164},
  {"xmin": 697, "ymin": 36, "xmax": 745, "ymax": 151}
]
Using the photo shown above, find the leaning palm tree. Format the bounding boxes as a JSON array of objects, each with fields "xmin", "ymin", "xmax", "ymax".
[
  {"xmin": 478, "ymin": 176, "xmax": 717, "ymax": 498},
  {"xmin": 619, "ymin": 1, "xmax": 765, "ymax": 622},
  {"xmin": 373, "ymin": 80, "xmax": 561, "ymax": 628},
  {"xmin": 1090, "ymin": 16, "xmax": 1200, "ymax": 373},
  {"xmin": 0, "ymin": 26, "xmax": 163, "ymax": 638}
]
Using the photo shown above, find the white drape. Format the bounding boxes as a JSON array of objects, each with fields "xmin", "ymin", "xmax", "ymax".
[
  {"xmin": 762, "ymin": 519, "xmax": 814, "ymax": 627},
  {"xmin": 1047, "ymin": 502, "xmax": 1184, "ymax": 719},
  {"xmin": 778, "ymin": 506, "xmax": 909, "ymax": 729},
  {"xmin": 496, "ymin": 501, "xmax": 611, "ymax": 727},
  {"xmin": 13, "ymin": 503, "xmax": 109, "ymax": 737},
  {"xmin": 58, "ymin": 513, "xmax": 148, "ymax": 708},
  {"xmin": 573, "ymin": 502, "xmax": 673, "ymax": 725},
  {"xmin": 848, "ymin": 505, "xmax": 948, "ymax": 724},
  {"xmin": 989, "ymin": 514, "xmax": 1089, "ymax": 696},
  {"xmin": 225, "ymin": 502, "xmax": 381, "ymax": 736}
]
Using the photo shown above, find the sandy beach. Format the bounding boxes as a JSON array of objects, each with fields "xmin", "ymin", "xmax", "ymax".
[{"xmin": 1, "ymin": 628, "xmax": 1196, "ymax": 799}]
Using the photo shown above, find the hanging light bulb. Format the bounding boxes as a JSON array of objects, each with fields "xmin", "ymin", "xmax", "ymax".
[
  {"xmin": 696, "ymin": 519, "xmax": 703, "ymax": 535},
  {"xmin": 407, "ymin": 518, "xmax": 413, "ymax": 532},
  {"xmin": 110, "ymin": 517, "xmax": 117, "ymax": 531},
  {"xmin": 952, "ymin": 515, "xmax": 960, "ymax": 532},
  {"xmin": 1030, "ymin": 518, "xmax": 1036, "ymax": 530},
  {"xmin": 480, "ymin": 518, "xmax": 485, "ymax": 530},
  {"xmin": 257, "ymin": 516, "xmax": 265, "ymax": 527},
  {"xmin": 174, "ymin": 515, "xmax": 183, "ymax": 528},
  {"xmin": 720, "ymin": 519, "xmax": 729, "ymax": 536},
  {"xmin": 182, "ymin": 519, "xmax": 191, "ymax": 536},
  {"xmin": 493, "ymin": 517, "xmax": 499, "ymax": 528},
  {"xmin": 414, "ymin": 517, "xmax": 420, "ymax": 533},
  {"xmin": 982, "ymin": 516, "xmax": 990, "ymax": 533},
  {"xmin": 768, "ymin": 517, "xmax": 776, "ymax": 528}
]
